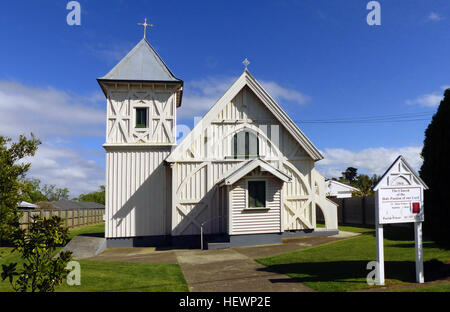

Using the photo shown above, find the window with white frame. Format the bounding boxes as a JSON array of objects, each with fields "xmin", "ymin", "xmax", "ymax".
[{"xmin": 247, "ymin": 180, "xmax": 266, "ymax": 208}]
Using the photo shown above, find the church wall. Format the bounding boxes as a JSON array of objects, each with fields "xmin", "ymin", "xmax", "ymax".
[
  {"xmin": 105, "ymin": 147, "xmax": 171, "ymax": 238},
  {"xmin": 171, "ymin": 87, "xmax": 324, "ymax": 236}
]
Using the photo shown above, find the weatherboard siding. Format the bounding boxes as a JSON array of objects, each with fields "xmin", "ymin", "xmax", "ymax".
[{"xmin": 230, "ymin": 177, "xmax": 281, "ymax": 235}]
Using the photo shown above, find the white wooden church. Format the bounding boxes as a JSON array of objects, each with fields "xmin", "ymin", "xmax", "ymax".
[{"xmin": 98, "ymin": 32, "xmax": 338, "ymax": 248}]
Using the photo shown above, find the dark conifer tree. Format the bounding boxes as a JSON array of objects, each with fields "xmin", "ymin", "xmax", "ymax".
[{"xmin": 420, "ymin": 88, "xmax": 450, "ymax": 247}]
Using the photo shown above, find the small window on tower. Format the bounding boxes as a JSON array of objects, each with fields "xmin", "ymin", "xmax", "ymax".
[{"xmin": 135, "ymin": 108, "xmax": 148, "ymax": 128}]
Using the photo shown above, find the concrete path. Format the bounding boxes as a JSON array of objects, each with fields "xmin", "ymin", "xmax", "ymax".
[
  {"xmin": 176, "ymin": 248, "xmax": 314, "ymax": 292},
  {"xmin": 89, "ymin": 231, "xmax": 359, "ymax": 292}
]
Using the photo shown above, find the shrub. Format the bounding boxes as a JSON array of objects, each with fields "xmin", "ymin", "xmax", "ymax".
[{"xmin": 1, "ymin": 215, "xmax": 72, "ymax": 292}]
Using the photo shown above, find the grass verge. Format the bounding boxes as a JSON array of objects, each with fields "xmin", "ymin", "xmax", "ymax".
[
  {"xmin": 256, "ymin": 224, "xmax": 450, "ymax": 292},
  {"xmin": 0, "ymin": 222, "xmax": 189, "ymax": 292}
]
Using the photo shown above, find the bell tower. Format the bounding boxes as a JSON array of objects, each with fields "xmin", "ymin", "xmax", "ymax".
[
  {"xmin": 98, "ymin": 39, "xmax": 183, "ymax": 146},
  {"xmin": 98, "ymin": 23, "xmax": 183, "ymax": 245}
]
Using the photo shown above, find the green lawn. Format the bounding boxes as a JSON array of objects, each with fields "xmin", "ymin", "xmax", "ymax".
[
  {"xmin": 257, "ymin": 224, "xmax": 450, "ymax": 292},
  {"xmin": 0, "ymin": 258, "xmax": 188, "ymax": 292},
  {"xmin": 0, "ymin": 222, "xmax": 189, "ymax": 292},
  {"xmin": 58, "ymin": 261, "xmax": 188, "ymax": 292},
  {"xmin": 68, "ymin": 222, "xmax": 105, "ymax": 239},
  {"xmin": 391, "ymin": 282, "xmax": 450, "ymax": 292}
]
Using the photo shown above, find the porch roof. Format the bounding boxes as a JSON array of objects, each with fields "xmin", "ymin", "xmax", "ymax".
[{"xmin": 219, "ymin": 158, "xmax": 292, "ymax": 186}]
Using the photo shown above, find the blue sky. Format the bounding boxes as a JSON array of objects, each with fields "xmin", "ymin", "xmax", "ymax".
[{"xmin": 0, "ymin": 0, "xmax": 448, "ymax": 196}]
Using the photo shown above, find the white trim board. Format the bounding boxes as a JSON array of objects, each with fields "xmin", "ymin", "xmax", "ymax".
[{"xmin": 219, "ymin": 158, "xmax": 291, "ymax": 186}]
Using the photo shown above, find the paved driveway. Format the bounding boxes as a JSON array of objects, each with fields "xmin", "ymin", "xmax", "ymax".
[
  {"xmin": 89, "ymin": 231, "xmax": 358, "ymax": 292},
  {"xmin": 176, "ymin": 248, "xmax": 313, "ymax": 292}
]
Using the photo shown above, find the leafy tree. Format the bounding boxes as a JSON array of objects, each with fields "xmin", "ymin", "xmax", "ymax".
[
  {"xmin": 20, "ymin": 178, "xmax": 47, "ymax": 203},
  {"xmin": 336, "ymin": 167, "xmax": 380, "ymax": 197},
  {"xmin": 352, "ymin": 174, "xmax": 380, "ymax": 197},
  {"xmin": 73, "ymin": 185, "xmax": 105, "ymax": 205},
  {"xmin": 0, "ymin": 134, "xmax": 41, "ymax": 241},
  {"xmin": 21, "ymin": 178, "xmax": 70, "ymax": 203},
  {"xmin": 41, "ymin": 184, "xmax": 69, "ymax": 201},
  {"xmin": 341, "ymin": 167, "xmax": 358, "ymax": 183},
  {"xmin": 1, "ymin": 215, "xmax": 72, "ymax": 292},
  {"xmin": 419, "ymin": 88, "xmax": 450, "ymax": 247}
]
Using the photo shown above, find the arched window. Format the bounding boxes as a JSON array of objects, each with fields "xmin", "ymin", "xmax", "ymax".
[{"xmin": 232, "ymin": 130, "xmax": 259, "ymax": 159}]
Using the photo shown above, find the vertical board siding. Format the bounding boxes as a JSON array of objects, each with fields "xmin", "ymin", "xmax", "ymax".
[
  {"xmin": 105, "ymin": 147, "xmax": 171, "ymax": 238},
  {"xmin": 173, "ymin": 161, "xmax": 242, "ymax": 235},
  {"xmin": 282, "ymin": 160, "xmax": 314, "ymax": 230}
]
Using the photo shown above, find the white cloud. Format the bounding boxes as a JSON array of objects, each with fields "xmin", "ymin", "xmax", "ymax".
[
  {"xmin": 0, "ymin": 80, "xmax": 106, "ymax": 197},
  {"xmin": 21, "ymin": 144, "xmax": 105, "ymax": 197},
  {"xmin": 260, "ymin": 80, "xmax": 310, "ymax": 106},
  {"xmin": 428, "ymin": 12, "xmax": 443, "ymax": 21},
  {"xmin": 178, "ymin": 76, "xmax": 310, "ymax": 121},
  {"xmin": 0, "ymin": 81, "xmax": 105, "ymax": 138},
  {"xmin": 316, "ymin": 146, "xmax": 423, "ymax": 178},
  {"xmin": 406, "ymin": 92, "xmax": 444, "ymax": 107}
]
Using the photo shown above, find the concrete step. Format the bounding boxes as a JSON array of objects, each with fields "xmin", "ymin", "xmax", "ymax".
[{"xmin": 60, "ymin": 236, "xmax": 106, "ymax": 259}]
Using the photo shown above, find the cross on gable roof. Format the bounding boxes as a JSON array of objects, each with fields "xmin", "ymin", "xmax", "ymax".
[
  {"xmin": 373, "ymin": 155, "xmax": 428, "ymax": 191},
  {"xmin": 166, "ymin": 70, "xmax": 323, "ymax": 162}
]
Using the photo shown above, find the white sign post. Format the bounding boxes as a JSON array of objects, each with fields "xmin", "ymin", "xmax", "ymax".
[{"xmin": 373, "ymin": 156, "xmax": 428, "ymax": 285}]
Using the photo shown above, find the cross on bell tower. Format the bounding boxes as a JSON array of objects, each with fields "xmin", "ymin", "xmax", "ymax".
[
  {"xmin": 138, "ymin": 18, "xmax": 154, "ymax": 39},
  {"xmin": 242, "ymin": 58, "xmax": 250, "ymax": 71}
]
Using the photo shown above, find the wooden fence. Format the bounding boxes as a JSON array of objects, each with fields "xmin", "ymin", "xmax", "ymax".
[
  {"xmin": 317, "ymin": 196, "xmax": 410, "ymax": 227},
  {"xmin": 18, "ymin": 208, "xmax": 105, "ymax": 230},
  {"xmin": 317, "ymin": 196, "xmax": 375, "ymax": 225}
]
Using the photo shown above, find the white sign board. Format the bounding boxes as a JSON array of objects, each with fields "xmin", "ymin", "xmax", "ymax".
[
  {"xmin": 373, "ymin": 156, "xmax": 428, "ymax": 285},
  {"xmin": 378, "ymin": 187, "xmax": 424, "ymax": 224}
]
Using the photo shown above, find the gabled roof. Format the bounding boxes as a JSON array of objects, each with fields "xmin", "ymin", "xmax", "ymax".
[
  {"xmin": 166, "ymin": 70, "xmax": 323, "ymax": 162},
  {"xmin": 373, "ymin": 155, "xmax": 428, "ymax": 191},
  {"xmin": 99, "ymin": 38, "xmax": 182, "ymax": 83},
  {"xmin": 219, "ymin": 158, "xmax": 292, "ymax": 186},
  {"xmin": 50, "ymin": 200, "xmax": 105, "ymax": 210},
  {"xmin": 326, "ymin": 179, "xmax": 360, "ymax": 192}
]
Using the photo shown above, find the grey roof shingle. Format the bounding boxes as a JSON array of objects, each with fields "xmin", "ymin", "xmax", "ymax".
[{"xmin": 99, "ymin": 38, "xmax": 181, "ymax": 82}]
